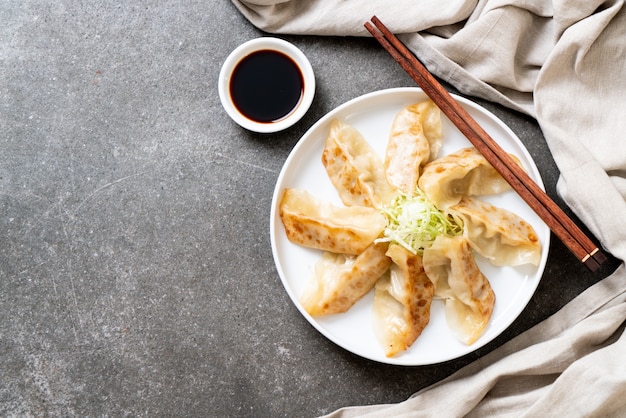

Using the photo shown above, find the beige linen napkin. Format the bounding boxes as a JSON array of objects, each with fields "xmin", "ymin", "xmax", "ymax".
[{"xmin": 232, "ymin": 0, "xmax": 626, "ymax": 415}]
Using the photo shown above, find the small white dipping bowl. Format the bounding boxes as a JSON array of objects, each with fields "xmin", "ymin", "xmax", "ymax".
[{"xmin": 218, "ymin": 37, "xmax": 315, "ymax": 133}]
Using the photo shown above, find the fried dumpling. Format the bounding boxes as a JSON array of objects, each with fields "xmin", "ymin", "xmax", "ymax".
[
  {"xmin": 384, "ymin": 100, "xmax": 443, "ymax": 194},
  {"xmin": 446, "ymin": 196, "xmax": 542, "ymax": 266},
  {"xmin": 279, "ymin": 188, "xmax": 387, "ymax": 255},
  {"xmin": 418, "ymin": 147, "xmax": 520, "ymax": 209},
  {"xmin": 322, "ymin": 119, "xmax": 396, "ymax": 208},
  {"xmin": 373, "ymin": 244, "xmax": 434, "ymax": 357},
  {"xmin": 422, "ymin": 235, "xmax": 495, "ymax": 345},
  {"xmin": 300, "ymin": 242, "xmax": 392, "ymax": 316}
]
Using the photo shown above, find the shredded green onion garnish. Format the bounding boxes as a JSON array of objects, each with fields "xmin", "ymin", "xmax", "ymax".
[{"xmin": 376, "ymin": 189, "xmax": 463, "ymax": 255}]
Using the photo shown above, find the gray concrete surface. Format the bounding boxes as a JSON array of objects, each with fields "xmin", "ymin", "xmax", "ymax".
[{"xmin": 1, "ymin": 1, "xmax": 620, "ymax": 417}]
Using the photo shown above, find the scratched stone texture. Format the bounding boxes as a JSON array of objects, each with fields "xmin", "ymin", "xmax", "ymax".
[{"xmin": 0, "ymin": 1, "xmax": 620, "ymax": 417}]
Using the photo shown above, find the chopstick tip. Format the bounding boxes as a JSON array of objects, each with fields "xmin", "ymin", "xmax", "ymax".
[
  {"xmin": 582, "ymin": 256, "xmax": 601, "ymax": 272},
  {"xmin": 590, "ymin": 247, "xmax": 608, "ymax": 265},
  {"xmin": 582, "ymin": 247, "xmax": 607, "ymax": 272}
]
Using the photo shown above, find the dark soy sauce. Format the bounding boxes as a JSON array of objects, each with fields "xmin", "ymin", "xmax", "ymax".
[{"xmin": 229, "ymin": 49, "xmax": 304, "ymax": 123}]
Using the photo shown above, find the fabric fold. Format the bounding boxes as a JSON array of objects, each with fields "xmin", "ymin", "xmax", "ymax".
[
  {"xmin": 231, "ymin": 0, "xmax": 478, "ymax": 36},
  {"xmin": 322, "ymin": 265, "xmax": 626, "ymax": 417}
]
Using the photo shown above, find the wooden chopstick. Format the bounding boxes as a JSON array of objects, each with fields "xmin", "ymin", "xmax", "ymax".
[{"xmin": 365, "ymin": 16, "xmax": 607, "ymax": 272}]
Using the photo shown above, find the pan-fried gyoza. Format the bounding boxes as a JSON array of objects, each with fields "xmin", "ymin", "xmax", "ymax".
[
  {"xmin": 384, "ymin": 100, "xmax": 442, "ymax": 194},
  {"xmin": 300, "ymin": 242, "xmax": 391, "ymax": 316},
  {"xmin": 418, "ymin": 147, "xmax": 522, "ymax": 209},
  {"xmin": 322, "ymin": 119, "xmax": 396, "ymax": 209},
  {"xmin": 446, "ymin": 196, "xmax": 542, "ymax": 267},
  {"xmin": 279, "ymin": 188, "xmax": 386, "ymax": 255},
  {"xmin": 373, "ymin": 244, "xmax": 434, "ymax": 357},
  {"xmin": 423, "ymin": 235, "xmax": 496, "ymax": 345}
]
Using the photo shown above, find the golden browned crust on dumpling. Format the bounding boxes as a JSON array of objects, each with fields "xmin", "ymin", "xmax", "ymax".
[
  {"xmin": 423, "ymin": 235, "xmax": 495, "ymax": 345},
  {"xmin": 279, "ymin": 188, "xmax": 387, "ymax": 255},
  {"xmin": 373, "ymin": 244, "xmax": 434, "ymax": 357},
  {"xmin": 447, "ymin": 196, "xmax": 542, "ymax": 266},
  {"xmin": 322, "ymin": 119, "xmax": 396, "ymax": 208},
  {"xmin": 301, "ymin": 242, "xmax": 392, "ymax": 316},
  {"xmin": 418, "ymin": 147, "xmax": 520, "ymax": 209},
  {"xmin": 384, "ymin": 100, "xmax": 443, "ymax": 194}
]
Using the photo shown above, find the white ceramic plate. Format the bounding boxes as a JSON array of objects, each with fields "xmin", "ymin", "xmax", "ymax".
[{"xmin": 270, "ymin": 87, "xmax": 550, "ymax": 365}]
